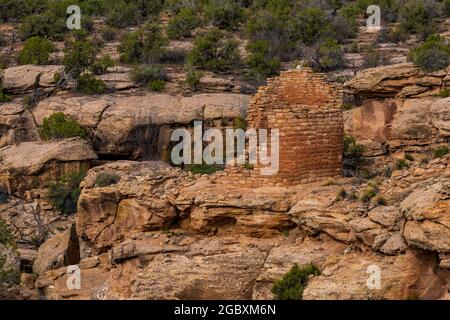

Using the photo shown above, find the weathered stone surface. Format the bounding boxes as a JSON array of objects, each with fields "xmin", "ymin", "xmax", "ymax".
[
  {"xmin": 344, "ymin": 63, "xmax": 445, "ymax": 98},
  {"xmin": 252, "ymin": 237, "xmax": 347, "ymax": 299},
  {"xmin": 0, "ymin": 138, "xmax": 97, "ymax": 193},
  {"xmin": 401, "ymin": 174, "xmax": 450, "ymax": 253},
  {"xmin": 380, "ymin": 233, "xmax": 408, "ymax": 255},
  {"xmin": 430, "ymin": 98, "xmax": 450, "ymax": 137},
  {"xmin": 175, "ymin": 179, "xmax": 294, "ymax": 237},
  {"xmin": 33, "ymin": 224, "xmax": 80, "ymax": 276},
  {"xmin": 97, "ymin": 66, "xmax": 136, "ymax": 91},
  {"xmin": 368, "ymin": 206, "xmax": 402, "ymax": 229},
  {"xmin": 344, "ymin": 97, "xmax": 448, "ymax": 155},
  {"xmin": 3, "ymin": 65, "xmax": 63, "ymax": 94},
  {"xmin": 76, "ymin": 161, "xmax": 191, "ymax": 251},
  {"xmin": 288, "ymin": 183, "xmax": 355, "ymax": 243},
  {"xmin": 303, "ymin": 250, "xmax": 448, "ymax": 300},
  {"xmin": 0, "ymin": 102, "xmax": 39, "ymax": 148},
  {"xmin": 33, "ymin": 93, "xmax": 249, "ymax": 159}
]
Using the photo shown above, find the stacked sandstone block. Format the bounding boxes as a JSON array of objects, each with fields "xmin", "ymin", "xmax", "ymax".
[{"xmin": 225, "ymin": 67, "xmax": 344, "ymax": 186}]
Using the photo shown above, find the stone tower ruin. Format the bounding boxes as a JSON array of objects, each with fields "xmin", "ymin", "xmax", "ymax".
[{"xmin": 246, "ymin": 67, "xmax": 344, "ymax": 185}]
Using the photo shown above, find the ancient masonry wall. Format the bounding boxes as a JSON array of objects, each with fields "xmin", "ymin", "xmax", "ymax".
[{"xmin": 217, "ymin": 67, "xmax": 344, "ymax": 187}]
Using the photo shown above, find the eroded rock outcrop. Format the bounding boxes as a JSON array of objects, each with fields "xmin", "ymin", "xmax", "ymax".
[
  {"xmin": 0, "ymin": 138, "xmax": 97, "ymax": 193},
  {"xmin": 0, "ymin": 103, "xmax": 39, "ymax": 148},
  {"xmin": 344, "ymin": 63, "xmax": 447, "ymax": 99},
  {"xmin": 33, "ymin": 224, "xmax": 80, "ymax": 276},
  {"xmin": 3, "ymin": 65, "xmax": 63, "ymax": 94},
  {"xmin": 33, "ymin": 93, "xmax": 249, "ymax": 159},
  {"xmin": 344, "ymin": 97, "xmax": 449, "ymax": 156}
]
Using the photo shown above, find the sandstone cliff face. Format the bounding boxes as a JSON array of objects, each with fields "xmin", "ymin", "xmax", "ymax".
[
  {"xmin": 344, "ymin": 63, "xmax": 449, "ymax": 99},
  {"xmin": 344, "ymin": 64, "xmax": 450, "ymax": 157},
  {"xmin": 30, "ymin": 93, "xmax": 249, "ymax": 159},
  {"xmin": 0, "ymin": 138, "xmax": 97, "ymax": 194},
  {"xmin": 344, "ymin": 97, "xmax": 449, "ymax": 156},
  {"xmin": 32, "ymin": 155, "xmax": 449, "ymax": 300},
  {"xmin": 1, "ymin": 62, "xmax": 449, "ymax": 301}
]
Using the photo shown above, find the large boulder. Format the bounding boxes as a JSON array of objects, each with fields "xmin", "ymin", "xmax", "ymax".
[
  {"xmin": 33, "ymin": 224, "xmax": 80, "ymax": 276},
  {"xmin": 76, "ymin": 161, "xmax": 192, "ymax": 251},
  {"xmin": 3, "ymin": 65, "xmax": 63, "ymax": 94},
  {"xmin": 0, "ymin": 138, "xmax": 97, "ymax": 193}
]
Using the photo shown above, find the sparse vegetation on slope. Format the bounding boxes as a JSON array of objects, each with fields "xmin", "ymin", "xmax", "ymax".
[{"xmin": 271, "ymin": 263, "xmax": 321, "ymax": 300}]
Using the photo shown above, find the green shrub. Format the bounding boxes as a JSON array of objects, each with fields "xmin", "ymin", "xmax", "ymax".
[
  {"xmin": 360, "ymin": 185, "xmax": 379, "ymax": 202},
  {"xmin": 47, "ymin": 170, "xmax": 86, "ymax": 215},
  {"xmin": 378, "ymin": 25, "xmax": 410, "ymax": 43},
  {"xmin": 0, "ymin": 219, "xmax": 14, "ymax": 246},
  {"xmin": 444, "ymin": 0, "xmax": 450, "ymax": 16},
  {"xmin": 310, "ymin": 38, "xmax": 345, "ymax": 72},
  {"xmin": 105, "ymin": 0, "xmax": 164, "ymax": 28},
  {"xmin": 243, "ymin": 163, "xmax": 254, "ymax": 170},
  {"xmin": 76, "ymin": 73, "xmax": 106, "ymax": 95},
  {"xmin": 185, "ymin": 68, "xmax": 202, "ymax": 91},
  {"xmin": 271, "ymin": 263, "xmax": 321, "ymax": 300},
  {"xmin": 433, "ymin": 145, "xmax": 449, "ymax": 158},
  {"xmin": 404, "ymin": 154, "xmax": 414, "ymax": 161},
  {"xmin": 20, "ymin": 13, "xmax": 66, "ymax": 41},
  {"xmin": 344, "ymin": 133, "xmax": 365, "ymax": 158},
  {"xmin": 331, "ymin": 12, "xmax": 358, "ymax": 44},
  {"xmin": 0, "ymin": 0, "xmax": 45, "ymax": 22},
  {"xmin": 139, "ymin": 22, "xmax": 169, "ymax": 64},
  {"xmin": 187, "ymin": 28, "xmax": 241, "ymax": 72},
  {"xmin": 246, "ymin": 40, "xmax": 281, "ymax": 81},
  {"xmin": 439, "ymin": 88, "xmax": 450, "ymax": 98},
  {"xmin": 148, "ymin": 79, "xmax": 166, "ymax": 92},
  {"xmin": 19, "ymin": 36, "xmax": 54, "ymax": 65},
  {"xmin": 159, "ymin": 49, "xmax": 187, "ymax": 64},
  {"xmin": 233, "ymin": 117, "xmax": 246, "ymax": 130},
  {"xmin": 118, "ymin": 31, "xmax": 141, "ymax": 63},
  {"xmin": 187, "ymin": 164, "xmax": 223, "ymax": 175},
  {"xmin": 40, "ymin": 112, "xmax": 87, "ymax": 140},
  {"xmin": 0, "ymin": 90, "xmax": 11, "ymax": 103},
  {"xmin": 118, "ymin": 23, "xmax": 168, "ymax": 64},
  {"xmin": 95, "ymin": 172, "xmax": 120, "ymax": 187},
  {"xmin": 395, "ymin": 159, "xmax": 409, "ymax": 170},
  {"xmin": 204, "ymin": 0, "xmax": 244, "ymax": 31},
  {"xmin": 100, "ymin": 27, "xmax": 118, "ymax": 41},
  {"xmin": 409, "ymin": 35, "xmax": 450, "ymax": 72},
  {"xmin": 63, "ymin": 38, "xmax": 97, "ymax": 77},
  {"xmin": 245, "ymin": 9, "xmax": 294, "ymax": 60},
  {"xmin": 363, "ymin": 44, "xmax": 384, "ymax": 69},
  {"xmin": 295, "ymin": 7, "xmax": 330, "ymax": 46},
  {"xmin": 398, "ymin": 0, "xmax": 440, "ymax": 40},
  {"xmin": 90, "ymin": 55, "xmax": 115, "ymax": 75},
  {"xmin": 167, "ymin": 7, "xmax": 199, "ymax": 39},
  {"xmin": 131, "ymin": 65, "xmax": 168, "ymax": 86}
]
